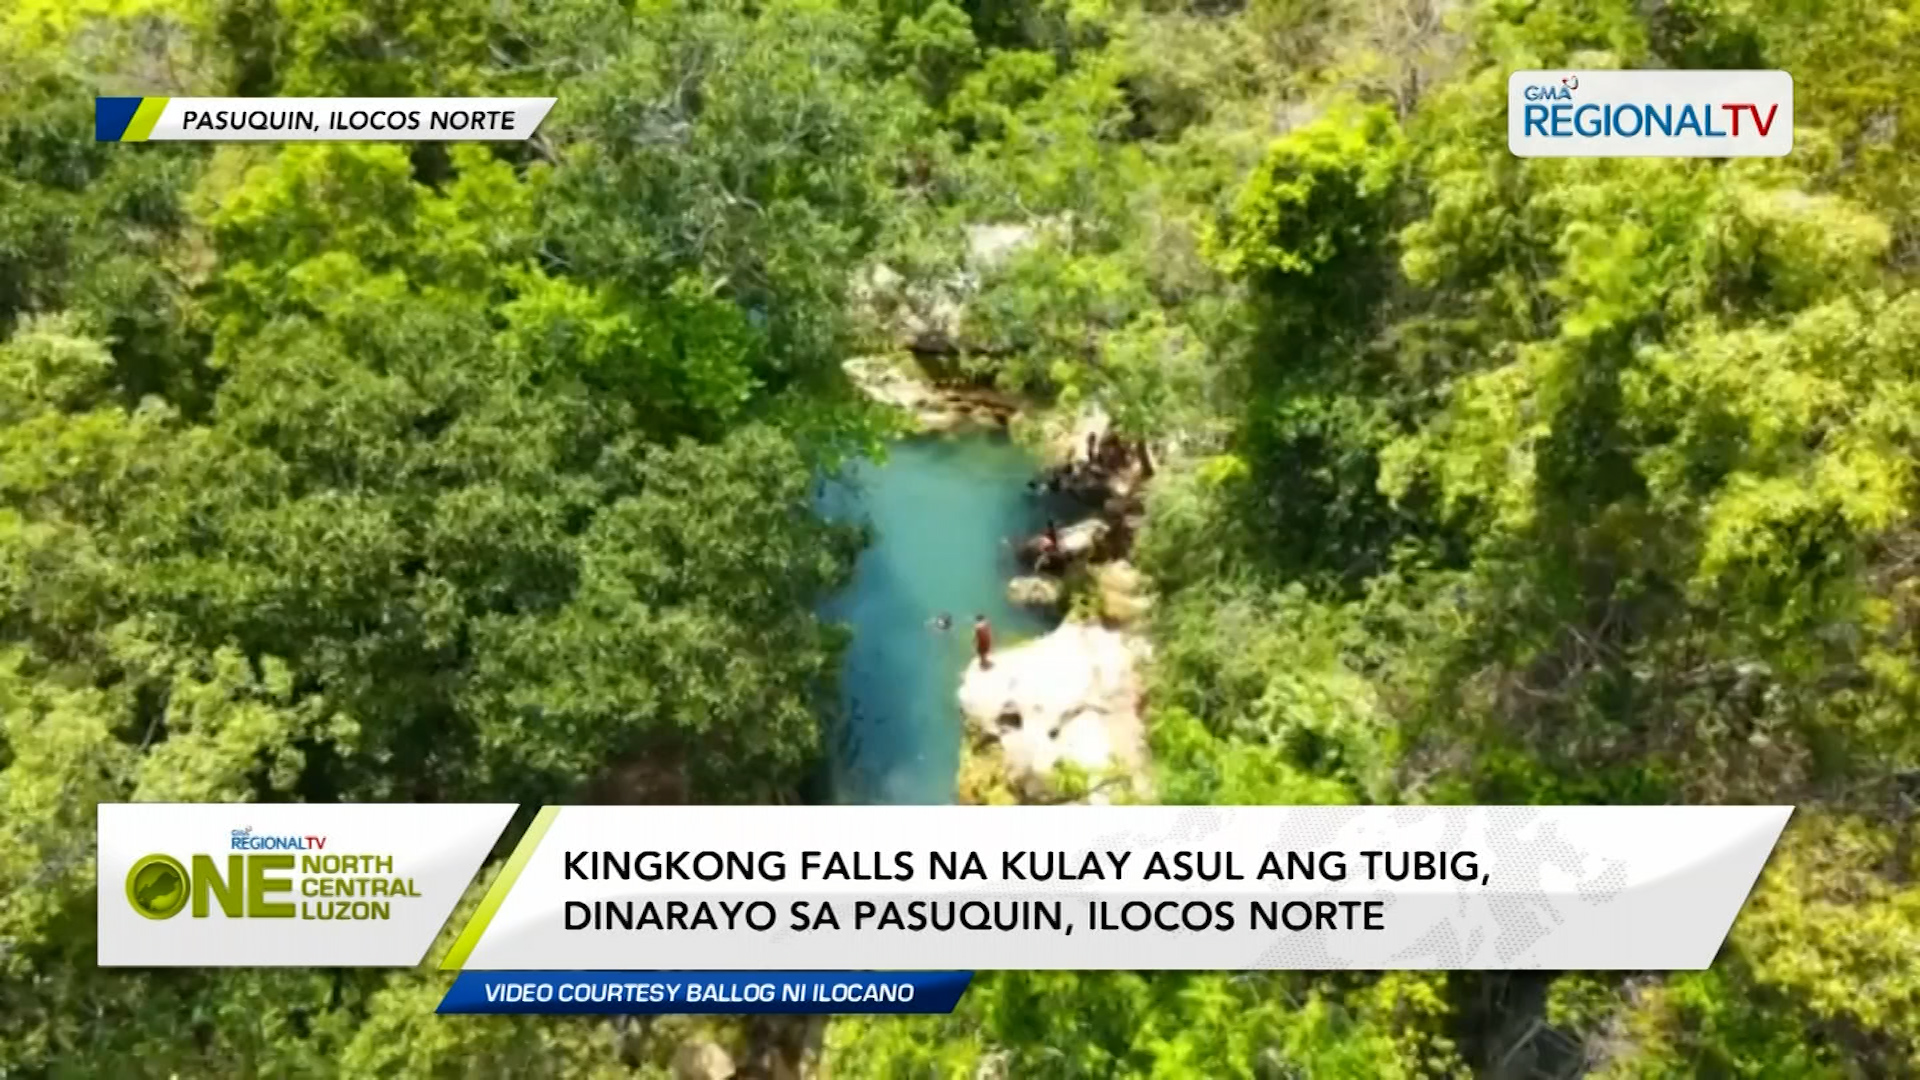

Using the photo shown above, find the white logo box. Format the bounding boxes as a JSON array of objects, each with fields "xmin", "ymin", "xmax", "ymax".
[{"xmin": 1509, "ymin": 70, "xmax": 1793, "ymax": 158}]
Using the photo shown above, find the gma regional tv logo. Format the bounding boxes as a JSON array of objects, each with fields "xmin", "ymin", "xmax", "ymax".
[
  {"xmin": 123, "ymin": 830, "xmax": 420, "ymax": 923},
  {"xmin": 1509, "ymin": 70, "xmax": 1792, "ymax": 157},
  {"xmin": 229, "ymin": 825, "xmax": 327, "ymax": 851}
]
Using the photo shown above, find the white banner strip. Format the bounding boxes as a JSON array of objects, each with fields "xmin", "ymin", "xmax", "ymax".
[
  {"xmin": 138, "ymin": 98, "xmax": 556, "ymax": 141},
  {"xmin": 453, "ymin": 805, "xmax": 1791, "ymax": 971},
  {"xmin": 98, "ymin": 803, "xmax": 516, "ymax": 966}
]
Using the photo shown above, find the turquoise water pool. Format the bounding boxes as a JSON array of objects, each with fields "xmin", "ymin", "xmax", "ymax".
[{"xmin": 820, "ymin": 433, "xmax": 1062, "ymax": 804}]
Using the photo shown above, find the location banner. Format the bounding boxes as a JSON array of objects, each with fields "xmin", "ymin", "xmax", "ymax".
[
  {"xmin": 99, "ymin": 803, "xmax": 516, "ymax": 966},
  {"xmin": 95, "ymin": 97, "xmax": 557, "ymax": 142},
  {"xmin": 441, "ymin": 805, "xmax": 1792, "ymax": 972}
]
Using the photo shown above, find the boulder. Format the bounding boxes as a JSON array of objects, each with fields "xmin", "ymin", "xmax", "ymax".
[
  {"xmin": 843, "ymin": 356, "xmax": 1019, "ymax": 433},
  {"xmin": 1091, "ymin": 560, "xmax": 1152, "ymax": 626},
  {"xmin": 673, "ymin": 1040, "xmax": 736, "ymax": 1080},
  {"xmin": 1007, "ymin": 575, "xmax": 1063, "ymax": 609},
  {"xmin": 1064, "ymin": 405, "xmax": 1112, "ymax": 469},
  {"xmin": 1018, "ymin": 518, "xmax": 1107, "ymax": 568},
  {"xmin": 853, "ymin": 221, "xmax": 1059, "ymax": 355},
  {"xmin": 1058, "ymin": 518, "xmax": 1107, "ymax": 560},
  {"xmin": 917, "ymin": 407, "xmax": 968, "ymax": 434},
  {"xmin": 843, "ymin": 355, "xmax": 936, "ymax": 412},
  {"xmin": 958, "ymin": 621, "xmax": 1150, "ymax": 799},
  {"xmin": 967, "ymin": 222, "xmax": 1043, "ymax": 268}
]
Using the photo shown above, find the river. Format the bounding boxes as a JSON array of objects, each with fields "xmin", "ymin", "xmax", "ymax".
[{"xmin": 820, "ymin": 433, "xmax": 1062, "ymax": 804}]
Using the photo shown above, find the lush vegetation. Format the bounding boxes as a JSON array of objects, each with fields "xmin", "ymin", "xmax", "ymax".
[
  {"xmin": 5, "ymin": 0, "xmax": 1920, "ymax": 1076},
  {"xmin": 2, "ymin": 0, "xmax": 896, "ymax": 1071}
]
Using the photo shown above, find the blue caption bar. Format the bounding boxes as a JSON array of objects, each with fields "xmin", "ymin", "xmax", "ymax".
[{"xmin": 437, "ymin": 971, "xmax": 974, "ymax": 1015}]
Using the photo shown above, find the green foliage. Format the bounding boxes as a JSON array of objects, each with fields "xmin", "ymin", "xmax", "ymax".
[
  {"xmin": 1213, "ymin": 103, "xmax": 1404, "ymax": 288},
  {"xmin": 0, "ymin": 52, "xmax": 210, "ymax": 409},
  {"xmin": 830, "ymin": 969, "xmax": 1465, "ymax": 1079},
  {"xmin": 1125, "ymin": 0, "xmax": 1920, "ymax": 1073},
  {"xmin": 0, "ymin": 0, "xmax": 913, "ymax": 1073},
  {"xmin": 1565, "ymin": 817, "xmax": 1920, "ymax": 1079},
  {"xmin": 868, "ymin": 0, "xmax": 1920, "ymax": 1072},
  {"xmin": 7, "ymin": 0, "xmax": 1920, "ymax": 1075},
  {"xmin": 892, "ymin": 0, "xmax": 980, "ymax": 105}
]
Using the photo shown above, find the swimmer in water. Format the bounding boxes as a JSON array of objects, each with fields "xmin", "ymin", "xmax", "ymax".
[{"xmin": 930, "ymin": 612, "xmax": 952, "ymax": 631}]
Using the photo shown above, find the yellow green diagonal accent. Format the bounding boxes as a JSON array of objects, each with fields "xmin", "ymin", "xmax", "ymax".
[
  {"xmin": 122, "ymin": 97, "xmax": 169, "ymax": 141},
  {"xmin": 440, "ymin": 805, "xmax": 558, "ymax": 971}
]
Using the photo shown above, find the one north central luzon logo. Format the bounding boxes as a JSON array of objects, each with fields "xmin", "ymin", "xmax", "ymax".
[
  {"xmin": 125, "ymin": 829, "xmax": 421, "ymax": 922},
  {"xmin": 1521, "ymin": 76, "xmax": 1781, "ymax": 140}
]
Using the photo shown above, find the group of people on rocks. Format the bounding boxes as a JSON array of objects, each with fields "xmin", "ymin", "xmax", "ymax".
[
  {"xmin": 1085, "ymin": 429, "xmax": 1134, "ymax": 472},
  {"xmin": 1024, "ymin": 427, "xmax": 1135, "ymax": 499},
  {"xmin": 927, "ymin": 429, "xmax": 1144, "ymax": 672}
]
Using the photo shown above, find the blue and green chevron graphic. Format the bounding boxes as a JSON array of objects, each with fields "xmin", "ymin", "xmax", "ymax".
[{"xmin": 95, "ymin": 97, "xmax": 170, "ymax": 142}]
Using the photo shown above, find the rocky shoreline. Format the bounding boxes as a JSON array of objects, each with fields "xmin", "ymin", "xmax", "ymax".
[
  {"xmin": 842, "ymin": 356, "xmax": 1022, "ymax": 435},
  {"xmin": 956, "ymin": 621, "xmax": 1151, "ymax": 804}
]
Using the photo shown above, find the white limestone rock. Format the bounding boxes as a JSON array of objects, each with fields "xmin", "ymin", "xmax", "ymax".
[{"xmin": 957, "ymin": 621, "xmax": 1150, "ymax": 800}]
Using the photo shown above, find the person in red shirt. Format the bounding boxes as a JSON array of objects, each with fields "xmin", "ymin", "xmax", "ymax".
[
  {"xmin": 973, "ymin": 614, "xmax": 992, "ymax": 669},
  {"xmin": 1035, "ymin": 519, "xmax": 1060, "ymax": 571}
]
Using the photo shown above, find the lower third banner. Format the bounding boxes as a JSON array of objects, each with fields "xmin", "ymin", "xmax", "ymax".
[{"xmin": 437, "ymin": 971, "xmax": 973, "ymax": 1015}]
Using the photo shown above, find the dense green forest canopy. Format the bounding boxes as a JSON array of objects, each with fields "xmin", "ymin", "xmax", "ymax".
[{"xmin": 3, "ymin": 0, "xmax": 1919, "ymax": 1076}]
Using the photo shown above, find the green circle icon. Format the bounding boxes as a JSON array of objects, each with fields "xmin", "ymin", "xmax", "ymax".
[{"xmin": 126, "ymin": 855, "xmax": 189, "ymax": 920}]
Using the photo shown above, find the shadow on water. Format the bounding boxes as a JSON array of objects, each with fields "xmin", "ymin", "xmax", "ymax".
[{"xmin": 817, "ymin": 432, "xmax": 1065, "ymax": 804}]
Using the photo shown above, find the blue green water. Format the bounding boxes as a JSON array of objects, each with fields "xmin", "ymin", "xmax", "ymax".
[{"xmin": 820, "ymin": 433, "xmax": 1061, "ymax": 804}]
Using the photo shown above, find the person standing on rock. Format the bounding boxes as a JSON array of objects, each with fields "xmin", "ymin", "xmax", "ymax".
[
  {"xmin": 1036, "ymin": 519, "xmax": 1061, "ymax": 571},
  {"xmin": 973, "ymin": 614, "xmax": 993, "ymax": 670}
]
